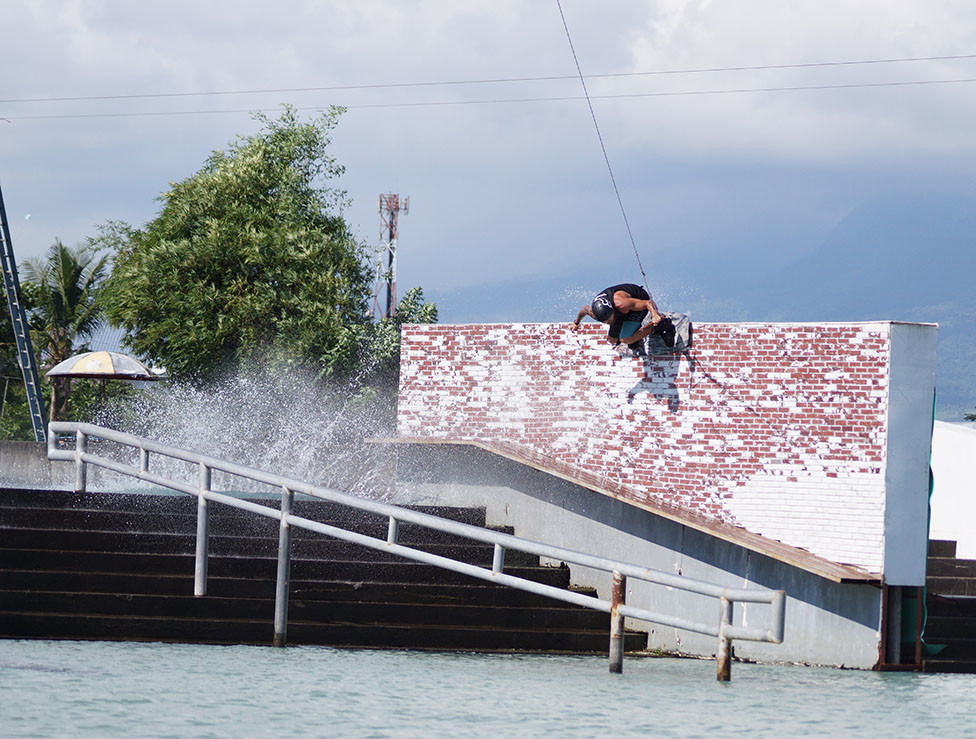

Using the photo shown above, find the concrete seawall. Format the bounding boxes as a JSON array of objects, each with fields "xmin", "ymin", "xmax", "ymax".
[
  {"xmin": 0, "ymin": 441, "xmax": 66, "ymax": 490},
  {"xmin": 1, "ymin": 440, "xmax": 125, "ymax": 491}
]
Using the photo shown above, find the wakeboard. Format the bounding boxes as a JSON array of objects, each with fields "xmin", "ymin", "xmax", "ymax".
[{"xmin": 645, "ymin": 312, "xmax": 692, "ymax": 353}]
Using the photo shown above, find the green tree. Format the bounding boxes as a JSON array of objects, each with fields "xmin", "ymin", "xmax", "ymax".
[
  {"xmin": 22, "ymin": 240, "xmax": 108, "ymax": 422},
  {"xmin": 366, "ymin": 287, "xmax": 439, "ymax": 388},
  {"xmin": 101, "ymin": 106, "xmax": 373, "ymax": 382}
]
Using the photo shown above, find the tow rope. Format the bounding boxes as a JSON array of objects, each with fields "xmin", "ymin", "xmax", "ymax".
[{"xmin": 555, "ymin": 0, "xmax": 651, "ymax": 296}]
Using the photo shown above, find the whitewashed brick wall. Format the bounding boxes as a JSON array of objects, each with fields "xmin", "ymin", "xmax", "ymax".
[{"xmin": 397, "ymin": 322, "xmax": 893, "ymax": 572}]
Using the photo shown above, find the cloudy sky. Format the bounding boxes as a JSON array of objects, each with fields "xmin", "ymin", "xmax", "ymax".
[{"xmin": 3, "ymin": 0, "xmax": 976, "ymax": 301}]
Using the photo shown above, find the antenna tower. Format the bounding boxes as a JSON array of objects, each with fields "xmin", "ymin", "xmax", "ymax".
[{"xmin": 374, "ymin": 193, "xmax": 409, "ymax": 319}]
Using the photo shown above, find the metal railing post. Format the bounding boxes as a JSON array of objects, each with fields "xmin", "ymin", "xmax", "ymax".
[
  {"xmin": 769, "ymin": 590, "xmax": 786, "ymax": 644},
  {"xmin": 717, "ymin": 597, "xmax": 733, "ymax": 681},
  {"xmin": 194, "ymin": 463, "xmax": 211, "ymax": 597},
  {"xmin": 74, "ymin": 429, "xmax": 87, "ymax": 493},
  {"xmin": 387, "ymin": 516, "xmax": 399, "ymax": 545},
  {"xmin": 492, "ymin": 543, "xmax": 505, "ymax": 574},
  {"xmin": 609, "ymin": 570, "xmax": 626, "ymax": 673},
  {"xmin": 273, "ymin": 485, "xmax": 295, "ymax": 648}
]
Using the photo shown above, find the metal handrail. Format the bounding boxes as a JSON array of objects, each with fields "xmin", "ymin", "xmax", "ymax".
[{"xmin": 47, "ymin": 421, "xmax": 786, "ymax": 680}]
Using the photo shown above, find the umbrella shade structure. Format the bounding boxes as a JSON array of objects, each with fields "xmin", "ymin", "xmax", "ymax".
[{"xmin": 46, "ymin": 351, "xmax": 164, "ymax": 381}]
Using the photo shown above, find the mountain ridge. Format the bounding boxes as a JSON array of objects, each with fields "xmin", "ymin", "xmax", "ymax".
[{"xmin": 423, "ymin": 197, "xmax": 975, "ymax": 420}]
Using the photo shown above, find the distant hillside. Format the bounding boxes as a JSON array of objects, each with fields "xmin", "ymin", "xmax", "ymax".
[
  {"xmin": 733, "ymin": 197, "xmax": 976, "ymax": 419},
  {"xmin": 742, "ymin": 197, "xmax": 976, "ymax": 322},
  {"xmin": 424, "ymin": 197, "xmax": 976, "ymax": 420}
]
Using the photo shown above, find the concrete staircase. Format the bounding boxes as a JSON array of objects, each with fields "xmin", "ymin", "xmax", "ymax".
[
  {"xmin": 0, "ymin": 488, "xmax": 647, "ymax": 653},
  {"xmin": 923, "ymin": 539, "xmax": 976, "ymax": 673}
]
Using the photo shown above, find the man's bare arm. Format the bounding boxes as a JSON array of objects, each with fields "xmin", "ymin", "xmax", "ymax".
[
  {"xmin": 613, "ymin": 291, "xmax": 661, "ymax": 323},
  {"xmin": 569, "ymin": 305, "xmax": 592, "ymax": 331}
]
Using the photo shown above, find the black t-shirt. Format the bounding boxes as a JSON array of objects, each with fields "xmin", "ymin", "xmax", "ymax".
[{"xmin": 598, "ymin": 284, "xmax": 649, "ymax": 340}]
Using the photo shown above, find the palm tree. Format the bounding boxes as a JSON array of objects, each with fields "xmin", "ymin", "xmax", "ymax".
[{"xmin": 22, "ymin": 240, "xmax": 108, "ymax": 422}]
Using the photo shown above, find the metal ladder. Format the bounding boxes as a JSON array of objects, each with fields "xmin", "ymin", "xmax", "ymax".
[{"xmin": 0, "ymin": 180, "xmax": 47, "ymax": 441}]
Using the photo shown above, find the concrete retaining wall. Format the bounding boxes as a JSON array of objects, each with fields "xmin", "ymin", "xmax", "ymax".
[
  {"xmin": 395, "ymin": 444, "xmax": 883, "ymax": 668},
  {"xmin": 0, "ymin": 441, "xmax": 67, "ymax": 489},
  {"xmin": 0, "ymin": 440, "xmax": 125, "ymax": 491}
]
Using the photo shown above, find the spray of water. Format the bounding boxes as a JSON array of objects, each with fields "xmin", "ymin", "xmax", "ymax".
[
  {"xmin": 93, "ymin": 364, "xmax": 400, "ymax": 501},
  {"xmin": 560, "ymin": 285, "xmax": 594, "ymax": 319}
]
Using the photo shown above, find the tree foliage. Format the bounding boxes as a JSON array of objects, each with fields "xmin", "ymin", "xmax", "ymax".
[
  {"xmin": 101, "ymin": 107, "xmax": 376, "ymax": 382},
  {"xmin": 22, "ymin": 240, "xmax": 108, "ymax": 421},
  {"xmin": 366, "ymin": 287, "xmax": 438, "ymax": 387},
  {"xmin": 23, "ymin": 240, "xmax": 107, "ymax": 364},
  {"xmin": 1, "ymin": 239, "xmax": 108, "ymax": 434},
  {"xmin": 3, "ymin": 108, "xmax": 436, "ymax": 438}
]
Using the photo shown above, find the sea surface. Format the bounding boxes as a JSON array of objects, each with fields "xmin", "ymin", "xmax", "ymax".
[{"xmin": 1, "ymin": 639, "xmax": 973, "ymax": 738}]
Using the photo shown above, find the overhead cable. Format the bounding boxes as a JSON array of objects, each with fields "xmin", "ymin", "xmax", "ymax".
[
  {"xmin": 4, "ymin": 76, "xmax": 976, "ymax": 121},
  {"xmin": 554, "ymin": 0, "xmax": 649, "ymax": 290},
  {"xmin": 2, "ymin": 53, "xmax": 976, "ymax": 105}
]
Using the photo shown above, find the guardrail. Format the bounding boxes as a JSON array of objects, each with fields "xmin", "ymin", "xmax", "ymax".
[{"xmin": 48, "ymin": 422, "xmax": 786, "ymax": 680}]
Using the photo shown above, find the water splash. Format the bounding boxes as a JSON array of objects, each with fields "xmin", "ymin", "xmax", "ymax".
[
  {"xmin": 560, "ymin": 284, "xmax": 593, "ymax": 319},
  {"xmin": 93, "ymin": 365, "xmax": 399, "ymax": 501}
]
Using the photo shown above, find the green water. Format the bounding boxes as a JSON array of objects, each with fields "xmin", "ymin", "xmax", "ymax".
[{"xmin": 1, "ymin": 639, "xmax": 973, "ymax": 738}]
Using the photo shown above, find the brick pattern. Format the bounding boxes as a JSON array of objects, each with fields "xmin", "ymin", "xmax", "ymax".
[{"xmin": 397, "ymin": 322, "xmax": 891, "ymax": 572}]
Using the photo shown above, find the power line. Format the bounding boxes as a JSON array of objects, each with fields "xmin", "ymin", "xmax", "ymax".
[
  {"xmin": 5, "ymin": 75, "xmax": 975, "ymax": 121},
  {"xmin": 2, "ymin": 53, "xmax": 975, "ymax": 105},
  {"xmin": 555, "ymin": 0, "xmax": 648, "ymax": 292}
]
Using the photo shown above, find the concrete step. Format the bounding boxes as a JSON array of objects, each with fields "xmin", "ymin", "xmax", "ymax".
[
  {"xmin": 926, "ymin": 577, "xmax": 976, "ymax": 596},
  {"xmin": 0, "ymin": 568, "xmax": 597, "ymax": 607},
  {"xmin": 922, "ymin": 594, "xmax": 976, "ymax": 670},
  {"xmin": 0, "ymin": 548, "xmax": 573, "ymax": 587},
  {"xmin": 0, "ymin": 527, "xmax": 540, "ymax": 567},
  {"xmin": 926, "ymin": 594, "xmax": 976, "ymax": 618},
  {"xmin": 0, "ymin": 488, "xmax": 488, "ymax": 526},
  {"xmin": 0, "ymin": 508, "xmax": 510, "ymax": 546},
  {"xmin": 925, "ymin": 615, "xmax": 976, "ymax": 640},
  {"xmin": 926, "ymin": 557, "xmax": 976, "ymax": 578},
  {"xmin": 0, "ymin": 488, "xmax": 646, "ymax": 654},
  {"xmin": 930, "ymin": 638, "xmax": 976, "ymax": 659},
  {"xmin": 0, "ymin": 590, "xmax": 613, "ymax": 631},
  {"xmin": 928, "ymin": 539, "xmax": 957, "ymax": 558},
  {"xmin": 0, "ymin": 611, "xmax": 648, "ymax": 653},
  {"xmin": 922, "ymin": 659, "xmax": 976, "ymax": 674}
]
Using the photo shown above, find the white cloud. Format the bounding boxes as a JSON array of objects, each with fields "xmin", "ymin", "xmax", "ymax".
[
  {"xmin": 620, "ymin": 0, "xmax": 976, "ymax": 164},
  {"xmin": 2, "ymin": 0, "xmax": 975, "ymax": 288}
]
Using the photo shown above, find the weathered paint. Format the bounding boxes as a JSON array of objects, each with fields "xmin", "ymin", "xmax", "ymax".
[
  {"xmin": 717, "ymin": 598, "xmax": 733, "ymax": 681},
  {"xmin": 609, "ymin": 570, "xmax": 625, "ymax": 674},
  {"xmin": 397, "ymin": 321, "xmax": 937, "ymax": 579}
]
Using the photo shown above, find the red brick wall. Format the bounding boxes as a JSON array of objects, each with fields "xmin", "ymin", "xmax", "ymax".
[{"xmin": 397, "ymin": 322, "xmax": 892, "ymax": 571}]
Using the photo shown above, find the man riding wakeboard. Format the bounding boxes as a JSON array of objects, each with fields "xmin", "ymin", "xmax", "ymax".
[{"xmin": 569, "ymin": 283, "xmax": 676, "ymax": 352}]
